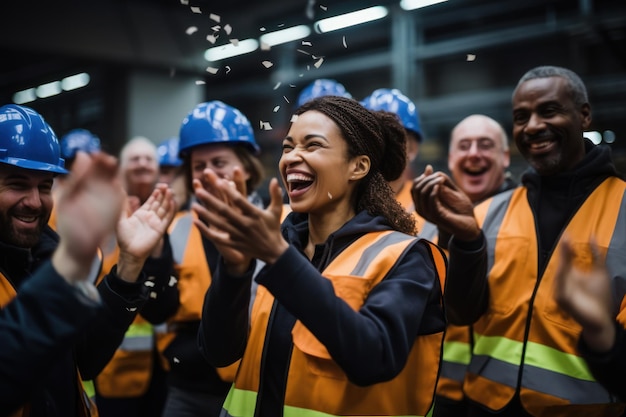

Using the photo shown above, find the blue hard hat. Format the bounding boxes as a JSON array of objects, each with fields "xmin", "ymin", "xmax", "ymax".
[
  {"xmin": 60, "ymin": 128, "xmax": 101, "ymax": 160},
  {"xmin": 0, "ymin": 104, "xmax": 67, "ymax": 174},
  {"xmin": 296, "ymin": 79, "xmax": 352, "ymax": 108},
  {"xmin": 361, "ymin": 88, "xmax": 423, "ymax": 141},
  {"xmin": 179, "ymin": 101, "xmax": 260, "ymax": 156},
  {"xmin": 157, "ymin": 137, "xmax": 183, "ymax": 167}
]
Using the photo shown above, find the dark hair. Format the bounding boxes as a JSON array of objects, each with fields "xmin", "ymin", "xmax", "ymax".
[
  {"xmin": 182, "ymin": 143, "xmax": 265, "ymax": 196},
  {"xmin": 515, "ymin": 65, "xmax": 589, "ymax": 107},
  {"xmin": 295, "ymin": 95, "xmax": 416, "ymax": 235}
]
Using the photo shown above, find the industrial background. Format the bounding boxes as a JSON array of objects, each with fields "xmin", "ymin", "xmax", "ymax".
[{"xmin": 1, "ymin": 0, "xmax": 624, "ymax": 190}]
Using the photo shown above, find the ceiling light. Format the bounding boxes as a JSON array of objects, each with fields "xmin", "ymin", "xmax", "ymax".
[
  {"xmin": 400, "ymin": 0, "xmax": 448, "ymax": 11},
  {"xmin": 62, "ymin": 72, "xmax": 90, "ymax": 91},
  {"xmin": 13, "ymin": 88, "xmax": 36, "ymax": 105},
  {"xmin": 204, "ymin": 39, "xmax": 259, "ymax": 62},
  {"xmin": 36, "ymin": 81, "xmax": 62, "ymax": 99},
  {"xmin": 315, "ymin": 6, "xmax": 388, "ymax": 33},
  {"xmin": 259, "ymin": 25, "xmax": 311, "ymax": 47}
]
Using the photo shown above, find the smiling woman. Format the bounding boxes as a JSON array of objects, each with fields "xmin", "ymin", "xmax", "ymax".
[{"xmin": 195, "ymin": 95, "xmax": 447, "ymax": 417}]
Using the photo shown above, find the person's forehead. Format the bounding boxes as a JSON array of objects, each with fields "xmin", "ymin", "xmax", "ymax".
[
  {"xmin": 514, "ymin": 76, "xmax": 568, "ymax": 103},
  {"xmin": 452, "ymin": 118, "xmax": 499, "ymax": 143}
]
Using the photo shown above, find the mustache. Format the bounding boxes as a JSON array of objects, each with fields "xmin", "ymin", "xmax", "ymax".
[{"xmin": 526, "ymin": 130, "xmax": 553, "ymax": 141}]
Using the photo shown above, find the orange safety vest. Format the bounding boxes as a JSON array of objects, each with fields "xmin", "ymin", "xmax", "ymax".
[
  {"xmin": 93, "ymin": 236, "xmax": 157, "ymax": 398},
  {"xmin": 0, "ymin": 272, "xmax": 95, "ymax": 417},
  {"xmin": 157, "ymin": 209, "xmax": 239, "ymax": 381},
  {"xmin": 222, "ymin": 230, "xmax": 447, "ymax": 417},
  {"xmin": 465, "ymin": 179, "xmax": 626, "ymax": 417},
  {"xmin": 418, "ymin": 222, "xmax": 473, "ymax": 405}
]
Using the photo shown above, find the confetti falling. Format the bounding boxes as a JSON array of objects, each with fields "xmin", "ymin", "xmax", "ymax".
[
  {"xmin": 230, "ymin": 39, "xmax": 240, "ymax": 46},
  {"xmin": 180, "ymin": 0, "xmax": 189, "ymax": 4},
  {"xmin": 174, "ymin": 357, "xmax": 180, "ymax": 363},
  {"xmin": 144, "ymin": 280, "xmax": 156, "ymax": 287},
  {"xmin": 190, "ymin": 6, "xmax": 201, "ymax": 13},
  {"xmin": 302, "ymin": 41, "xmax": 312, "ymax": 47},
  {"xmin": 207, "ymin": 34, "xmax": 218, "ymax": 44},
  {"xmin": 224, "ymin": 24, "xmax": 232, "ymax": 35},
  {"xmin": 342, "ymin": 36, "xmax": 348, "ymax": 48},
  {"xmin": 273, "ymin": 82, "xmax": 282, "ymax": 90},
  {"xmin": 467, "ymin": 54, "xmax": 476, "ymax": 61},
  {"xmin": 185, "ymin": 26, "xmax": 198, "ymax": 35},
  {"xmin": 283, "ymin": 96, "xmax": 290, "ymax": 103},
  {"xmin": 225, "ymin": 66, "xmax": 231, "ymax": 74},
  {"xmin": 210, "ymin": 13, "xmax": 221, "ymax": 22},
  {"xmin": 150, "ymin": 292, "xmax": 158, "ymax": 299},
  {"xmin": 262, "ymin": 61, "xmax": 274, "ymax": 68},
  {"xmin": 273, "ymin": 106, "xmax": 280, "ymax": 112},
  {"xmin": 291, "ymin": 115, "xmax": 299, "ymax": 122},
  {"xmin": 260, "ymin": 121, "xmax": 273, "ymax": 130},
  {"xmin": 206, "ymin": 66, "xmax": 219, "ymax": 74},
  {"xmin": 320, "ymin": 5, "xmax": 327, "ymax": 11},
  {"xmin": 314, "ymin": 57, "xmax": 324, "ymax": 68},
  {"xmin": 195, "ymin": 80, "xmax": 206, "ymax": 85},
  {"xmin": 169, "ymin": 276, "xmax": 178, "ymax": 286},
  {"xmin": 261, "ymin": 42, "xmax": 271, "ymax": 51}
]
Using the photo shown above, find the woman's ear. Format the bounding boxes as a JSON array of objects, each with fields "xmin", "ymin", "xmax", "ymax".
[{"xmin": 350, "ymin": 155, "xmax": 370, "ymax": 180}]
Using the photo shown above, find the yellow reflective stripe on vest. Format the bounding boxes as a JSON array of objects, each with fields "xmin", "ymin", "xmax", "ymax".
[
  {"xmin": 470, "ymin": 334, "xmax": 613, "ymax": 403},
  {"xmin": 442, "ymin": 340, "xmax": 471, "ymax": 365},
  {"xmin": 82, "ymin": 379, "xmax": 96, "ymax": 399},
  {"xmin": 119, "ymin": 322, "xmax": 154, "ymax": 351},
  {"xmin": 223, "ymin": 386, "xmax": 428, "ymax": 417}
]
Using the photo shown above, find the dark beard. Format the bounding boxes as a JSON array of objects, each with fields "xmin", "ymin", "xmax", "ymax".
[{"xmin": 0, "ymin": 212, "xmax": 46, "ymax": 248}]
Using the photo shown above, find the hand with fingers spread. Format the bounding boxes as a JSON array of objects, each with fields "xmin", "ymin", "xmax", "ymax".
[
  {"xmin": 192, "ymin": 169, "xmax": 287, "ymax": 275},
  {"xmin": 411, "ymin": 164, "xmax": 480, "ymax": 241},
  {"xmin": 115, "ymin": 183, "xmax": 177, "ymax": 282},
  {"xmin": 52, "ymin": 151, "xmax": 126, "ymax": 283},
  {"xmin": 554, "ymin": 238, "xmax": 616, "ymax": 352}
]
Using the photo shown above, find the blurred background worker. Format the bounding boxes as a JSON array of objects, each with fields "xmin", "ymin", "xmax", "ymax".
[
  {"xmin": 360, "ymin": 88, "xmax": 424, "ymax": 229},
  {"xmin": 94, "ymin": 136, "xmax": 179, "ymax": 417},
  {"xmin": 157, "ymin": 136, "xmax": 190, "ymax": 212},
  {"xmin": 296, "ymin": 78, "xmax": 352, "ymax": 108},
  {"xmin": 157, "ymin": 100, "xmax": 265, "ymax": 417},
  {"xmin": 48, "ymin": 128, "xmax": 102, "ymax": 229},
  {"xmin": 422, "ymin": 114, "xmax": 517, "ymax": 417},
  {"xmin": 0, "ymin": 104, "xmax": 175, "ymax": 417}
]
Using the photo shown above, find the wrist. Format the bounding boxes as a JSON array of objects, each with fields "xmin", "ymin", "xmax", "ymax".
[
  {"xmin": 116, "ymin": 252, "xmax": 146, "ymax": 283},
  {"xmin": 52, "ymin": 244, "xmax": 95, "ymax": 284}
]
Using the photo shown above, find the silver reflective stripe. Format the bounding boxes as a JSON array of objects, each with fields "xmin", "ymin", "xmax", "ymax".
[
  {"xmin": 469, "ymin": 354, "xmax": 615, "ymax": 404},
  {"xmin": 87, "ymin": 253, "xmax": 102, "ymax": 284},
  {"xmin": 119, "ymin": 334, "xmax": 153, "ymax": 351},
  {"xmin": 468, "ymin": 354, "xmax": 518, "ymax": 388},
  {"xmin": 170, "ymin": 212, "xmax": 193, "ymax": 265},
  {"xmin": 418, "ymin": 221, "xmax": 438, "ymax": 242},
  {"xmin": 522, "ymin": 364, "xmax": 614, "ymax": 404},
  {"xmin": 439, "ymin": 360, "xmax": 467, "ymax": 383},
  {"xmin": 481, "ymin": 189, "xmax": 515, "ymax": 273},
  {"xmin": 350, "ymin": 231, "xmax": 415, "ymax": 277},
  {"xmin": 606, "ymin": 189, "xmax": 626, "ymax": 313}
]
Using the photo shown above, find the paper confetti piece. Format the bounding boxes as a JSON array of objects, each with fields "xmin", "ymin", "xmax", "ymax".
[
  {"xmin": 144, "ymin": 280, "xmax": 156, "ymax": 287},
  {"xmin": 180, "ymin": 0, "xmax": 189, "ymax": 4},
  {"xmin": 290, "ymin": 115, "xmax": 299, "ymax": 122},
  {"xmin": 260, "ymin": 27, "xmax": 267, "ymax": 32},
  {"xmin": 191, "ymin": 6, "xmax": 201, "ymax": 13},
  {"xmin": 342, "ymin": 36, "xmax": 347, "ymax": 48},
  {"xmin": 260, "ymin": 121, "xmax": 273, "ymax": 130},
  {"xmin": 314, "ymin": 57, "xmax": 324, "ymax": 68},
  {"xmin": 320, "ymin": 5, "xmax": 327, "ymax": 11},
  {"xmin": 466, "ymin": 54, "xmax": 476, "ymax": 61},
  {"xmin": 273, "ymin": 106, "xmax": 280, "ymax": 112},
  {"xmin": 302, "ymin": 41, "xmax": 312, "ymax": 46},
  {"xmin": 261, "ymin": 42, "xmax": 271, "ymax": 51},
  {"xmin": 210, "ymin": 13, "xmax": 220, "ymax": 22},
  {"xmin": 206, "ymin": 66, "xmax": 219, "ymax": 74},
  {"xmin": 230, "ymin": 39, "xmax": 239, "ymax": 46},
  {"xmin": 207, "ymin": 34, "xmax": 218, "ymax": 43},
  {"xmin": 169, "ymin": 276, "xmax": 178, "ymax": 286},
  {"xmin": 225, "ymin": 66, "xmax": 231, "ymax": 74},
  {"xmin": 273, "ymin": 82, "xmax": 282, "ymax": 90},
  {"xmin": 283, "ymin": 96, "xmax": 290, "ymax": 103},
  {"xmin": 297, "ymin": 49, "xmax": 311, "ymax": 55},
  {"xmin": 224, "ymin": 24, "xmax": 232, "ymax": 35},
  {"xmin": 127, "ymin": 307, "xmax": 138, "ymax": 312},
  {"xmin": 186, "ymin": 26, "xmax": 198, "ymax": 35},
  {"xmin": 150, "ymin": 292, "xmax": 158, "ymax": 299},
  {"xmin": 262, "ymin": 61, "xmax": 274, "ymax": 68},
  {"xmin": 195, "ymin": 80, "xmax": 206, "ymax": 85},
  {"xmin": 174, "ymin": 357, "xmax": 180, "ymax": 363},
  {"xmin": 211, "ymin": 25, "xmax": 221, "ymax": 32}
]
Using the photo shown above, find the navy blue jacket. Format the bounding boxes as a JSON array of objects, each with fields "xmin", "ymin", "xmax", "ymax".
[{"xmin": 0, "ymin": 226, "xmax": 150, "ymax": 417}]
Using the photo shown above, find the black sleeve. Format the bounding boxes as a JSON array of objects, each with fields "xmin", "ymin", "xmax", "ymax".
[
  {"xmin": 139, "ymin": 234, "xmax": 180, "ymax": 324},
  {"xmin": 74, "ymin": 265, "xmax": 149, "ymax": 379},
  {"xmin": 0, "ymin": 261, "xmax": 100, "ymax": 413},
  {"xmin": 445, "ymin": 232, "xmax": 490, "ymax": 325},
  {"xmin": 198, "ymin": 259, "xmax": 255, "ymax": 367},
  {"xmin": 578, "ymin": 321, "xmax": 626, "ymax": 402}
]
